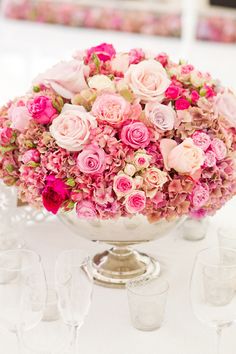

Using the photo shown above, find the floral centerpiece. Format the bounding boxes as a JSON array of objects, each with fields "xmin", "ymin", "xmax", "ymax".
[{"xmin": 1, "ymin": 43, "xmax": 236, "ymax": 223}]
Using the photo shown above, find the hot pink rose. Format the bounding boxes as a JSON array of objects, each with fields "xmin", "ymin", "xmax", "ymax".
[
  {"xmin": 191, "ymin": 184, "xmax": 209, "ymax": 208},
  {"xmin": 113, "ymin": 174, "xmax": 134, "ymax": 197},
  {"xmin": 175, "ymin": 98, "xmax": 190, "ymax": 110},
  {"xmin": 22, "ymin": 149, "xmax": 40, "ymax": 164},
  {"xmin": 145, "ymin": 102, "xmax": 176, "ymax": 131},
  {"xmin": 8, "ymin": 103, "xmax": 31, "ymax": 132},
  {"xmin": 76, "ymin": 201, "xmax": 97, "ymax": 219},
  {"xmin": 0, "ymin": 127, "xmax": 14, "ymax": 146},
  {"xmin": 86, "ymin": 43, "xmax": 116, "ymax": 62},
  {"xmin": 165, "ymin": 85, "xmax": 180, "ymax": 100},
  {"xmin": 125, "ymin": 59, "xmax": 171, "ymax": 103},
  {"xmin": 121, "ymin": 121, "xmax": 150, "ymax": 149},
  {"xmin": 210, "ymin": 138, "xmax": 227, "ymax": 160},
  {"xmin": 50, "ymin": 104, "xmax": 97, "ymax": 151},
  {"xmin": 191, "ymin": 90, "xmax": 200, "ymax": 103},
  {"xmin": 214, "ymin": 91, "xmax": 236, "ymax": 128},
  {"xmin": 204, "ymin": 150, "xmax": 216, "ymax": 168},
  {"xmin": 27, "ymin": 96, "xmax": 57, "ymax": 125},
  {"xmin": 155, "ymin": 53, "xmax": 169, "ymax": 67},
  {"xmin": 125, "ymin": 190, "xmax": 146, "ymax": 214},
  {"xmin": 192, "ymin": 131, "xmax": 211, "ymax": 151},
  {"xmin": 33, "ymin": 60, "xmax": 88, "ymax": 99},
  {"xmin": 42, "ymin": 175, "xmax": 70, "ymax": 214},
  {"xmin": 77, "ymin": 145, "xmax": 106, "ymax": 175},
  {"xmin": 91, "ymin": 93, "xmax": 130, "ymax": 127}
]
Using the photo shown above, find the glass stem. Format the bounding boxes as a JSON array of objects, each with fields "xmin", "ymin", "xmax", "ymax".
[
  {"xmin": 216, "ymin": 327, "xmax": 222, "ymax": 354},
  {"xmin": 16, "ymin": 330, "xmax": 23, "ymax": 354},
  {"xmin": 71, "ymin": 325, "xmax": 80, "ymax": 354}
]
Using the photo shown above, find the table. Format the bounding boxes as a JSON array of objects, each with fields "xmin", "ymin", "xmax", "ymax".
[{"xmin": 0, "ymin": 18, "xmax": 236, "ymax": 354}]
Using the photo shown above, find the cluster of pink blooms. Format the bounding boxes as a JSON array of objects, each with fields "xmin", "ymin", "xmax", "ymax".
[
  {"xmin": 1, "ymin": 43, "xmax": 236, "ymax": 223},
  {"xmin": 3, "ymin": 0, "xmax": 181, "ymax": 38},
  {"xmin": 197, "ymin": 15, "xmax": 236, "ymax": 43}
]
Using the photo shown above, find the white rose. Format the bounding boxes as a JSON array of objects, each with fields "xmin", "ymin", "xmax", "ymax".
[
  {"xmin": 88, "ymin": 75, "xmax": 115, "ymax": 92},
  {"xmin": 125, "ymin": 59, "xmax": 171, "ymax": 103},
  {"xmin": 50, "ymin": 104, "xmax": 97, "ymax": 151}
]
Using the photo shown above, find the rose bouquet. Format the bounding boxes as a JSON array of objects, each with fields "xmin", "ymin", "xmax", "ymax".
[{"xmin": 1, "ymin": 43, "xmax": 236, "ymax": 224}]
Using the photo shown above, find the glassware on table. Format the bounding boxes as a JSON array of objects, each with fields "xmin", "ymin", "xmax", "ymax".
[
  {"xmin": 190, "ymin": 247, "xmax": 236, "ymax": 354},
  {"xmin": 127, "ymin": 276, "xmax": 169, "ymax": 331},
  {"xmin": 55, "ymin": 250, "xmax": 93, "ymax": 354},
  {"xmin": 182, "ymin": 217, "xmax": 209, "ymax": 241},
  {"xmin": 218, "ymin": 227, "xmax": 236, "ymax": 250},
  {"xmin": 0, "ymin": 249, "xmax": 47, "ymax": 354}
]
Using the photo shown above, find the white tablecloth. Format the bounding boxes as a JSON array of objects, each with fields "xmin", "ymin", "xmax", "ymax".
[{"xmin": 0, "ymin": 18, "xmax": 236, "ymax": 354}]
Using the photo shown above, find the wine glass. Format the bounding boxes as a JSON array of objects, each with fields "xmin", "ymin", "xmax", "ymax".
[
  {"xmin": 190, "ymin": 247, "xmax": 236, "ymax": 354},
  {"xmin": 0, "ymin": 249, "xmax": 47, "ymax": 353},
  {"xmin": 55, "ymin": 250, "xmax": 93, "ymax": 354}
]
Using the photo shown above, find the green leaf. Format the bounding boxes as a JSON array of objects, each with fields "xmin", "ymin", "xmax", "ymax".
[
  {"xmin": 5, "ymin": 164, "xmax": 14, "ymax": 173},
  {"xmin": 92, "ymin": 53, "xmax": 101, "ymax": 71},
  {"xmin": 66, "ymin": 178, "xmax": 76, "ymax": 187},
  {"xmin": 120, "ymin": 89, "xmax": 134, "ymax": 102},
  {"xmin": 0, "ymin": 145, "xmax": 16, "ymax": 154},
  {"xmin": 27, "ymin": 161, "xmax": 40, "ymax": 168},
  {"xmin": 33, "ymin": 85, "xmax": 40, "ymax": 93}
]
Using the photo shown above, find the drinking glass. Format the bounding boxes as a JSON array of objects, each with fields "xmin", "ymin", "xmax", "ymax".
[
  {"xmin": 218, "ymin": 228, "xmax": 236, "ymax": 250},
  {"xmin": 127, "ymin": 277, "xmax": 169, "ymax": 331},
  {"xmin": 0, "ymin": 249, "xmax": 47, "ymax": 353},
  {"xmin": 55, "ymin": 250, "xmax": 93, "ymax": 354},
  {"xmin": 190, "ymin": 247, "xmax": 236, "ymax": 354}
]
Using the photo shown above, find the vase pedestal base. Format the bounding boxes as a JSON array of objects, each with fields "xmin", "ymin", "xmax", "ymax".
[{"xmin": 92, "ymin": 247, "xmax": 160, "ymax": 288}]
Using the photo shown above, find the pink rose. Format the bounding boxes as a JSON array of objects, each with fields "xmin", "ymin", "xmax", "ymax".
[
  {"xmin": 113, "ymin": 174, "xmax": 134, "ymax": 197},
  {"xmin": 191, "ymin": 184, "xmax": 209, "ymax": 208},
  {"xmin": 22, "ymin": 149, "xmax": 40, "ymax": 164},
  {"xmin": 155, "ymin": 53, "xmax": 169, "ymax": 67},
  {"xmin": 125, "ymin": 59, "xmax": 171, "ymax": 103},
  {"xmin": 192, "ymin": 131, "xmax": 211, "ymax": 151},
  {"xmin": 125, "ymin": 190, "xmax": 146, "ymax": 214},
  {"xmin": 111, "ymin": 53, "xmax": 130, "ymax": 73},
  {"xmin": 214, "ymin": 91, "xmax": 236, "ymax": 128},
  {"xmin": 181, "ymin": 64, "xmax": 194, "ymax": 75},
  {"xmin": 91, "ymin": 93, "xmax": 130, "ymax": 127},
  {"xmin": 133, "ymin": 151, "xmax": 151, "ymax": 170},
  {"xmin": 143, "ymin": 167, "xmax": 168, "ymax": 190},
  {"xmin": 191, "ymin": 90, "xmax": 200, "ymax": 103},
  {"xmin": 42, "ymin": 175, "xmax": 70, "ymax": 214},
  {"xmin": 210, "ymin": 138, "xmax": 227, "ymax": 160},
  {"xmin": 50, "ymin": 104, "xmax": 97, "ymax": 151},
  {"xmin": 33, "ymin": 60, "xmax": 88, "ymax": 99},
  {"xmin": 8, "ymin": 102, "xmax": 31, "ymax": 132},
  {"xmin": 86, "ymin": 43, "xmax": 116, "ymax": 62},
  {"xmin": 175, "ymin": 98, "xmax": 190, "ymax": 110},
  {"xmin": 161, "ymin": 138, "xmax": 204, "ymax": 174},
  {"xmin": 76, "ymin": 201, "xmax": 97, "ymax": 219},
  {"xmin": 145, "ymin": 102, "xmax": 176, "ymax": 131},
  {"xmin": 165, "ymin": 85, "xmax": 181, "ymax": 100},
  {"xmin": 121, "ymin": 121, "xmax": 150, "ymax": 149},
  {"xmin": 129, "ymin": 48, "xmax": 145, "ymax": 65},
  {"xmin": 77, "ymin": 145, "xmax": 106, "ymax": 175},
  {"xmin": 27, "ymin": 96, "xmax": 57, "ymax": 125},
  {"xmin": 0, "ymin": 127, "xmax": 13, "ymax": 146},
  {"xmin": 204, "ymin": 150, "xmax": 216, "ymax": 168}
]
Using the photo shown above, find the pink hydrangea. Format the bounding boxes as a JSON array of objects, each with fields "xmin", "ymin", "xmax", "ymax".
[
  {"xmin": 192, "ymin": 131, "xmax": 211, "ymax": 151},
  {"xmin": 191, "ymin": 184, "xmax": 209, "ymax": 208},
  {"xmin": 210, "ymin": 138, "xmax": 227, "ymax": 160},
  {"xmin": 204, "ymin": 150, "xmax": 216, "ymax": 168}
]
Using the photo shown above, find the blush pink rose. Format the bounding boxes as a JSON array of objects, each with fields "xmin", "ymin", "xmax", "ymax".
[
  {"xmin": 27, "ymin": 96, "xmax": 57, "ymax": 125},
  {"xmin": 121, "ymin": 121, "xmax": 150, "ymax": 149},
  {"xmin": 86, "ymin": 43, "xmax": 116, "ymax": 62},
  {"xmin": 214, "ymin": 91, "xmax": 236, "ymax": 128},
  {"xmin": 33, "ymin": 60, "xmax": 88, "ymax": 99},
  {"xmin": 50, "ymin": 104, "xmax": 97, "ymax": 151},
  {"xmin": 175, "ymin": 98, "xmax": 190, "ymax": 110},
  {"xmin": 91, "ymin": 93, "xmax": 130, "ymax": 127},
  {"xmin": 161, "ymin": 138, "xmax": 204, "ymax": 174},
  {"xmin": 76, "ymin": 201, "xmax": 97, "ymax": 219},
  {"xmin": 77, "ymin": 145, "xmax": 106, "ymax": 174},
  {"xmin": 42, "ymin": 175, "xmax": 70, "ymax": 214},
  {"xmin": 145, "ymin": 102, "xmax": 176, "ymax": 131},
  {"xmin": 125, "ymin": 190, "xmax": 146, "ymax": 214},
  {"xmin": 143, "ymin": 167, "xmax": 168, "ymax": 190},
  {"xmin": 133, "ymin": 151, "xmax": 151, "ymax": 170},
  {"xmin": 204, "ymin": 150, "xmax": 216, "ymax": 168},
  {"xmin": 0, "ymin": 127, "xmax": 14, "ymax": 146},
  {"xmin": 191, "ymin": 184, "xmax": 209, "ymax": 208},
  {"xmin": 22, "ymin": 149, "xmax": 40, "ymax": 164},
  {"xmin": 192, "ymin": 131, "xmax": 211, "ymax": 151},
  {"xmin": 125, "ymin": 59, "xmax": 171, "ymax": 103},
  {"xmin": 113, "ymin": 174, "xmax": 134, "ymax": 197},
  {"xmin": 210, "ymin": 138, "xmax": 227, "ymax": 160},
  {"xmin": 8, "ymin": 103, "xmax": 31, "ymax": 132}
]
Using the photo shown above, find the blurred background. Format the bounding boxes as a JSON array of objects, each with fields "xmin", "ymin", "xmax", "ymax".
[{"xmin": 0, "ymin": 0, "xmax": 235, "ymax": 105}]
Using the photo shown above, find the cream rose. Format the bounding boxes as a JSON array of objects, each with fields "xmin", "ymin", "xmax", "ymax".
[
  {"xmin": 32, "ymin": 60, "xmax": 88, "ymax": 99},
  {"xmin": 143, "ymin": 167, "xmax": 168, "ymax": 190},
  {"xmin": 167, "ymin": 138, "xmax": 204, "ymax": 174},
  {"xmin": 145, "ymin": 102, "xmax": 176, "ymax": 131},
  {"xmin": 50, "ymin": 104, "xmax": 97, "ymax": 151},
  {"xmin": 88, "ymin": 75, "xmax": 115, "ymax": 92},
  {"xmin": 125, "ymin": 59, "xmax": 171, "ymax": 103},
  {"xmin": 214, "ymin": 91, "xmax": 236, "ymax": 128}
]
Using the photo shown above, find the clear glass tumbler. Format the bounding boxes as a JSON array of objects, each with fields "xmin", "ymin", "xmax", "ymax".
[{"xmin": 127, "ymin": 277, "xmax": 169, "ymax": 331}]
